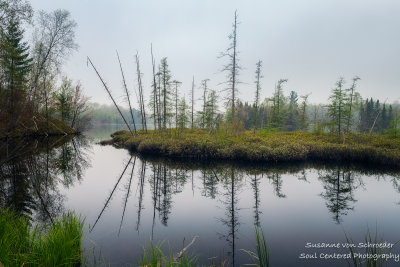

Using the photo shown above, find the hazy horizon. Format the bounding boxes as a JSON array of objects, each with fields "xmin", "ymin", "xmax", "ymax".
[{"xmin": 29, "ymin": 0, "xmax": 400, "ymax": 109}]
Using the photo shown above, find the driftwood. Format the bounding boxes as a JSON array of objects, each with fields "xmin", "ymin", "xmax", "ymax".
[{"xmin": 174, "ymin": 235, "xmax": 199, "ymax": 260}]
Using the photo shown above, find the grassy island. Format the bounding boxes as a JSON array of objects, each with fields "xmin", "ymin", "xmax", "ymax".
[{"xmin": 101, "ymin": 129, "xmax": 400, "ymax": 168}]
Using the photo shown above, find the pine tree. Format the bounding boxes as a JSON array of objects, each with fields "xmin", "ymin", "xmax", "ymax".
[
  {"xmin": 286, "ymin": 91, "xmax": 299, "ymax": 131},
  {"xmin": 270, "ymin": 79, "xmax": 287, "ymax": 129},
  {"xmin": 177, "ymin": 96, "xmax": 189, "ymax": 130},
  {"xmin": 205, "ymin": 89, "xmax": 218, "ymax": 131},
  {"xmin": 328, "ymin": 78, "xmax": 347, "ymax": 138},
  {"xmin": 299, "ymin": 94, "xmax": 310, "ymax": 131},
  {"xmin": 55, "ymin": 77, "xmax": 74, "ymax": 123},
  {"xmin": 159, "ymin": 58, "xmax": 172, "ymax": 129},
  {"xmin": 0, "ymin": 14, "xmax": 32, "ymax": 116},
  {"xmin": 345, "ymin": 76, "xmax": 360, "ymax": 133}
]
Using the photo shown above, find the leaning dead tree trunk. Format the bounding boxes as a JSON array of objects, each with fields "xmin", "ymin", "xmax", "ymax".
[
  {"xmin": 87, "ymin": 57, "xmax": 133, "ymax": 135},
  {"xmin": 151, "ymin": 44, "xmax": 159, "ymax": 131},
  {"xmin": 369, "ymin": 98, "xmax": 388, "ymax": 135},
  {"xmin": 135, "ymin": 52, "xmax": 147, "ymax": 132},
  {"xmin": 116, "ymin": 50, "xmax": 137, "ymax": 134}
]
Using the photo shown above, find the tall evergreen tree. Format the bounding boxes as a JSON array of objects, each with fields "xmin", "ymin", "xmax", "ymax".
[
  {"xmin": 345, "ymin": 76, "xmax": 360, "ymax": 133},
  {"xmin": 286, "ymin": 90, "xmax": 299, "ymax": 131},
  {"xmin": 328, "ymin": 78, "xmax": 347, "ymax": 138},
  {"xmin": 299, "ymin": 94, "xmax": 310, "ymax": 131},
  {"xmin": 0, "ymin": 14, "xmax": 32, "ymax": 117},
  {"xmin": 177, "ymin": 96, "xmax": 189, "ymax": 130},
  {"xmin": 159, "ymin": 58, "xmax": 172, "ymax": 129},
  {"xmin": 270, "ymin": 79, "xmax": 287, "ymax": 129}
]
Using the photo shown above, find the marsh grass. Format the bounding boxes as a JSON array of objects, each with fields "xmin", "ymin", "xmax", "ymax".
[
  {"xmin": 241, "ymin": 227, "xmax": 270, "ymax": 267},
  {"xmin": 0, "ymin": 209, "xmax": 83, "ymax": 267},
  {"xmin": 139, "ymin": 240, "xmax": 197, "ymax": 267},
  {"xmin": 345, "ymin": 227, "xmax": 399, "ymax": 267},
  {"xmin": 102, "ymin": 129, "xmax": 400, "ymax": 167}
]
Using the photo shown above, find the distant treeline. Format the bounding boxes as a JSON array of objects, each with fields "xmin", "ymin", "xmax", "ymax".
[
  {"xmin": 88, "ymin": 103, "xmax": 143, "ymax": 126},
  {"xmin": 86, "ymin": 11, "xmax": 399, "ymax": 139}
]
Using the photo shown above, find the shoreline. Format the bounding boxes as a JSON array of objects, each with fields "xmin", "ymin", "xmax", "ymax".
[{"xmin": 100, "ymin": 129, "xmax": 400, "ymax": 168}]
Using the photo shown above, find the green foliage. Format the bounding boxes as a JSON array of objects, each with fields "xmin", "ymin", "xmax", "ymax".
[
  {"xmin": 269, "ymin": 79, "xmax": 288, "ymax": 129},
  {"xmin": 0, "ymin": 12, "xmax": 32, "ymax": 120},
  {"xmin": 54, "ymin": 77, "xmax": 74, "ymax": 123},
  {"xmin": 0, "ymin": 14, "xmax": 32, "ymax": 91},
  {"xmin": 177, "ymin": 97, "xmax": 189, "ymax": 130},
  {"xmin": 385, "ymin": 111, "xmax": 400, "ymax": 138},
  {"xmin": 0, "ymin": 209, "xmax": 83, "ymax": 267},
  {"xmin": 159, "ymin": 57, "xmax": 173, "ymax": 129},
  {"xmin": 328, "ymin": 77, "xmax": 348, "ymax": 138}
]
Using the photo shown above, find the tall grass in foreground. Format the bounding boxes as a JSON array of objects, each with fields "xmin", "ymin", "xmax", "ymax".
[
  {"xmin": 345, "ymin": 226, "xmax": 398, "ymax": 267},
  {"xmin": 139, "ymin": 240, "xmax": 197, "ymax": 267},
  {"xmin": 241, "ymin": 227, "xmax": 270, "ymax": 267},
  {"xmin": 0, "ymin": 209, "xmax": 83, "ymax": 267}
]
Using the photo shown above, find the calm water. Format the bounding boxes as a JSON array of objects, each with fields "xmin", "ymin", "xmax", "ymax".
[{"xmin": 1, "ymin": 126, "xmax": 400, "ymax": 266}]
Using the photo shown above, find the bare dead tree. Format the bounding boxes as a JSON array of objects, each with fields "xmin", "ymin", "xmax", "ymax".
[
  {"xmin": 254, "ymin": 60, "xmax": 262, "ymax": 133},
  {"xmin": 172, "ymin": 80, "xmax": 182, "ymax": 128},
  {"xmin": 135, "ymin": 52, "xmax": 147, "ymax": 132},
  {"xmin": 191, "ymin": 76, "xmax": 194, "ymax": 129},
  {"xmin": 151, "ymin": 44, "xmax": 160, "ymax": 131},
  {"xmin": 201, "ymin": 79, "xmax": 210, "ymax": 129},
  {"xmin": 219, "ymin": 10, "xmax": 240, "ymax": 123},
  {"xmin": 116, "ymin": 50, "xmax": 137, "ymax": 134},
  {"xmin": 87, "ymin": 56, "xmax": 133, "ymax": 135}
]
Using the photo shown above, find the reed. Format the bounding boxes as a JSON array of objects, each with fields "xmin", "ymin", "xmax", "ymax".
[
  {"xmin": 0, "ymin": 209, "xmax": 83, "ymax": 267},
  {"xmin": 241, "ymin": 227, "xmax": 270, "ymax": 267},
  {"xmin": 345, "ymin": 227, "xmax": 398, "ymax": 267},
  {"xmin": 139, "ymin": 240, "xmax": 197, "ymax": 267}
]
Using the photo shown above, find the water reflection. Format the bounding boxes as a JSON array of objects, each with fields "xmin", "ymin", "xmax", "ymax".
[
  {"xmin": 2, "ymin": 135, "xmax": 400, "ymax": 266},
  {"xmin": 218, "ymin": 168, "xmax": 244, "ymax": 267},
  {"xmin": 0, "ymin": 136, "xmax": 91, "ymax": 224},
  {"xmin": 318, "ymin": 169, "xmax": 360, "ymax": 223}
]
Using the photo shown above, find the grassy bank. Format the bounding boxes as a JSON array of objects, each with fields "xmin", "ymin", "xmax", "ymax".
[
  {"xmin": 0, "ymin": 209, "xmax": 83, "ymax": 267},
  {"xmin": 0, "ymin": 117, "xmax": 77, "ymax": 139},
  {"xmin": 101, "ymin": 129, "xmax": 400, "ymax": 168}
]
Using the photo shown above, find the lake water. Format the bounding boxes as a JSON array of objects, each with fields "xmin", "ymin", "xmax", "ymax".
[{"xmin": 1, "ymin": 126, "xmax": 400, "ymax": 266}]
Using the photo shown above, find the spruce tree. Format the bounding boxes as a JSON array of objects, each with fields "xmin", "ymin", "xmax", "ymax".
[
  {"xmin": 159, "ymin": 58, "xmax": 172, "ymax": 129},
  {"xmin": 328, "ymin": 78, "xmax": 347, "ymax": 138},
  {"xmin": 287, "ymin": 91, "xmax": 299, "ymax": 131},
  {"xmin": 0, "ymin": 14, "xmax": 32, "ymax": 116}
]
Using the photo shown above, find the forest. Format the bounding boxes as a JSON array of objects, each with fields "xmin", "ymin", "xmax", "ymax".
[
  {"xmin": 0, "ymin": 0, "xmax": 89, "ymax": 138},
  {"xmin": 1, "ymin": 0, "xmax": 399, "ymax": 140}
]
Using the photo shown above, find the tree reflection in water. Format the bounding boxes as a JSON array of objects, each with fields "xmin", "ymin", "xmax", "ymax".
[
  {"xmin": 0, "ymin": 136, "xmax": 91, "ymax": 224},
  {"xmin": 318, "ymin": 168, "xmax": 360, "ymax": 223}
]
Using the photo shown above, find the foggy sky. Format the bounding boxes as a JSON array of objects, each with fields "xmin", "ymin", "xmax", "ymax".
[{"xmin": 29, "ymin": 0, "xmax": 400, "ymax": 109}]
